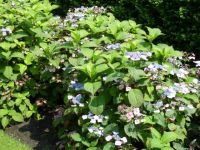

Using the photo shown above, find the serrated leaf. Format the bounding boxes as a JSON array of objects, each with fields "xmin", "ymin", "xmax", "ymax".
[
  {"xmin": 103, "ymin": 143, "xmax": 115, "ymax": 150},
  {"xmin": 12, "ymin": 113, "xmax": 24, "ymax": 122},
  {"xmin": 3, "ymin": 66, "xmax": 13, "ymax": 79},
  {"xmin": 16, "ymin": 64, "xmax": 27, "ymax": 74},
  {"xmin": 128, "ymin": 89, "xmax": 144, "ymax": 107},
  {"xmin": 151, "ymin": 127, "xmax": 161, "ymax": 139},
  {"xmin": 84, "ymin": 82, "xmax": 101, "ymax": 95},
  {"xmin": 0, "ymin": 109, "xmax": 9, "ymax": 117},
  {"xmin": 161, "ymin": 132, "xmax": 178, "ymax": 144},
  {"xmin": 25, "ymin": 111, "xmax": 33, "ymax": 118},
  {"xmin": 11, "ymin": 52, "xmax": 24, "ymax": 59},
  {"xmin": 70, "ymin": 133, "xmax": 82, "ymax": 142},
  {"xmin": 1, "ymin": 117, "xmax": 9, "ymax": 128},
  {"xmin": 104, "ymin": 123, "xmax": 118, "ymax": 134},
  {"xmin": 89, "ymin": 94, "xmax": 105, "ymax": 115}
]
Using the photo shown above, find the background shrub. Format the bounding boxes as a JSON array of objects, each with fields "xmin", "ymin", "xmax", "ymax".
[{"xmin": 51, "ymin": 0, "xmax": 200, "ymax": 55}]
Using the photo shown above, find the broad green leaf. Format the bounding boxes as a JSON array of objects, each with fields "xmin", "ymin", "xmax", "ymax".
[
  {"xmin": 151, "ymin": 128, "xmax": 161, "ymax": 139},
  {"xmin": 104, "ymin": 123, "xmax": 118, "ymax": 134},
  {"xmin": 0, "ymin": 109, "xmax": 9, "ymax": 117},
  {"xmin": 16, "ymin": 64, "xmax": 27, "ymax": 74},
  {"xmin": 3, "ymin": 66, "xmax": 13, "ymax": 79},
  {"xmin": 84, "ymin": 82, "xmax": 101, "ymax": 95},
  {"xmin": 128, "ymin": 68, "xmax": 146, "ymax": 81},
  {"xmin": 103, "ymin": 143, "xmax": 115, "ymax": 150},
  {"xmin": 1, "ymin": 117, "xmax": 9, "ymax": 128},
  {"xmin": 70, "ymin": 133, "xmax": 82, "ymax": 142},
  {"xmin": 128, "ymin": 89, "xmax": 144, "ymax": 107},
  {"xmin": 124, "ymin": 123, "xmax": 137, "ymax": 139},
  {"xmin": 0, "ymin": 42, "xmax": 16, "ymax": 50},
  {"xmin": 25, "ymin": 111, "xmax": 33, "ymax": 118},
  {"xmin": 147, "ymin": 27, "xmax": 163, "ymax": 42},
  {"xmin": 24, "ymin": 53, "xmax": 34, "ymax": 65},
  {"xmin": 161, "ymin": 132, "xmax": 178, "ymax": 144},
  {"xmin": 11, "ymin": 52, "xmax": 24, "ymax": 59},
  {"xmin": 12, "ymin": 113, "xmax": 24, "ymax": 122},
  {"xmin": 89, "ymin": 94, "xmax": 105, "ymax": 115},
  {"xmin": 96, "ymin": 64, "xmax": 109, "ymax": 74},
  {"xmin": 147, "ymin": 138, "xmax": 163, "ymax": 148},
  {"xmin": 15, "ymin": 98, "xmax": 22, "ymax": 106},
  {"xmin": 81, "ymin": 48, "xmax": 93, "ymax": 58},
  {"xmin": 86, "ymin": 147, "xmax": 97, "ymax": 150}
]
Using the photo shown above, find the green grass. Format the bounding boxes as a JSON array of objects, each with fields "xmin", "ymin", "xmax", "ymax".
[{"xmin": 0, "ymin": 130, "xmax": 32, "ymax": 150}]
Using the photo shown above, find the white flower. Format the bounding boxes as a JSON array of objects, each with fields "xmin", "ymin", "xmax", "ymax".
[
  {"xmin": 90, "ymin": 118, "xmax": 97, "ymax": 124},
  {"xmin": 103, "ymin": 76, "xmax": 107, "ymax": 81},
  {"xmin": 106, "ymin": 43, "xmax": 120, "ymax": 50},
  {"xmin": 121, "ymin": 137, "xmax": 127, "ymax": 143},
  {"xmin": 115, "ymin": 140, "xmax": 122, "ymax": 146},
  {"xmin": 193, "ymin": 61, "xmax": 200, "ymax": 67},
  {"xmin": 193, "ymin": 78, "xmax": 199, "ymax": 84},
  {"xmin": 88, "ymin": 127, "xmax": 95, "ymax": 133},
  {"xmin": 82, "ymin": 115, "xmax": 88, "ymax": 120},
  {"xmin": 105, "ymin": 135, "xmax": 113, "ymax": 141},
  {"xmin": 125, "ymin": 52, "xmax": 152, "ymax": 61},
  {"xmin": 163, "ymin": 87, "xmax": 176, "ymax": 98},
  {"xmin": 154, "ymin": 110, "xmax": 160, "ymax": 113},
  {"xmin": 174, "ymin": 83, "xmax": 190, "ymax": 94},
  {"xmin": 126, "ymin": 86, "xmax": 131, "ymax": 91},
  {"xmin": 134, "ymin": 119, "xmax": 140, "ymax": 124},
  {"xmin": 68, "ymin": 95, "xmax": 73, "ymax": 99},
  {"xmin": 191, "ymin": 88, "xmax": 197, "ymax": 93},
  {"xmin": 170, "ymin": 68, "xmax": 189, "ymax": 79},
  {"xmin": 154, "ymin": 101, "xmax": 163, "ymax": 108},
  {"xmin": 177, "ymin": 68, "xmax": 189, "ymax": 78},
  {"xmin": 179, "ymin": 106, "xmax": 185, "ymax": 111},
  {"xmin": 133, "ymin": 108, "xmax": 141, "ymax": 116},
  {"xmin": 187, "ymin": 104, "xmax": 194, "ymax": 109}
]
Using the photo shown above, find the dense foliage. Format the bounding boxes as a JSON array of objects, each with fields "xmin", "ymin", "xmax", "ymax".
[
  {"xmin": 53, "ymin": 6, "xmax": 200, "ymax": 150},
  {"xmin": 52, "ymin": 0, "xmax": 200, "ymax": 55},
  {"xmin": 1, "ymin": 0, "xmax": 200, "ymax": 149},
  {"xmin": 0, "ymin": 0, "xmax": 64, "ymax": 127}
]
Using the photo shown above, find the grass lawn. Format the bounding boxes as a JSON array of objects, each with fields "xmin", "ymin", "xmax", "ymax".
[{"xmin": 0, "ymin": 130, "xmax": 31, "ymax": 150}]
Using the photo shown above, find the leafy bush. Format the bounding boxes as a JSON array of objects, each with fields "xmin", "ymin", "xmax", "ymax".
[
  {"xmin": 0, "ymin": 0, "xmax": 64, "ymax": 127},
  {"xmin": 53, "ymin": 7, "xmax": 200, "ymax": 149},
  {"xmin": 52, "ymin": 0, "xmax": 200, "ymax": 54}
]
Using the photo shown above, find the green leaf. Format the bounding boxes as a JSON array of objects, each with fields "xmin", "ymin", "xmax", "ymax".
[
  {"xmin": 15, "ymin": 98, "xmax": 22, "ymax": 106},
  {"xmin": 11, "ymin": 52, "xmax": 24, "ymax": 59},
  {"xmin": 103, "ymin": 143, "xmax": 115, "ymax": 150},
  {"xmin": 3, "ymin": 66, "xmax": 13, "ymax": 79},
  {"xmin": 147, "ymin": 27, "xmax": 163, "ymax": 42},
  {"xmin": 128, "ymin": 89, "xmax": 144, "ymax": 107},
  {"xmin": 24, "ymin": 53, "xmax": 34, "ymax": 65},
  {"xmin": 0, "ymin": 109, "xmax": 9, "ymax": 117},
  {"xmin": 0, "ymin": 42, "xmax": 16, "ymax": 50},
  {"xmin": 12, "ymin": 113, "xmax": 24, "ymax": 122},
  {"xmin": 124, "ymin": 123, "xmax": 137, "ymax": 139},
  {"xmin": 86, "ymin": 147, "xmax": 97, "ymax": 150},
  {"xmin": 81, "ymin": 48, "xmax": 93, "ymax": 58},
  {"xmin": 1, "ymin": 117, "xmax": 9, "ymax": 128},
  {"xmin": 161, "ymin": 132, "xmax": 178, "ymax": 144},
  {"xmin": 147, "ymin": 138, "xmax": 163, "ymax": 148},
  {"xmin": 70, "ymin": 133, "xmax": 82, "ymax": 142},
  {"xmin": 151, "ymin": 127, "xmax": 161, "ymax": 139},
  {"xmin": 128, "ymin": 68, "xmax": 146, "ymax": 81},
  {"xmin": 84, "ymin": 82, "xmax": 102, "ymax": 95},
  {"xmin": 104, "ymin": 123, "xmax": 118, "ymax": 134},
  {"xmin": 25, "ymin": 111, "xmax": 33, "ymax": 118},
  {"xmin": 89, "ymin": 94, "xmax": 105, "ymax": 115},
  {"xmin": 16, "ymin": 64, "xmax": 27, "ymax": 74}
]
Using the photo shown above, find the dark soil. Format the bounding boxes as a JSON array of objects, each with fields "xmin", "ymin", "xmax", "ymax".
[{"xmin": 5, "ymin": 114, "xmax": 57, "ymax": 150}]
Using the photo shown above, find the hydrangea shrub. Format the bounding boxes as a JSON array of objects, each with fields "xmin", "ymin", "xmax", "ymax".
[{"xmin": 53, "ymin": 7, "xmax": 200, "ymax": 150}]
